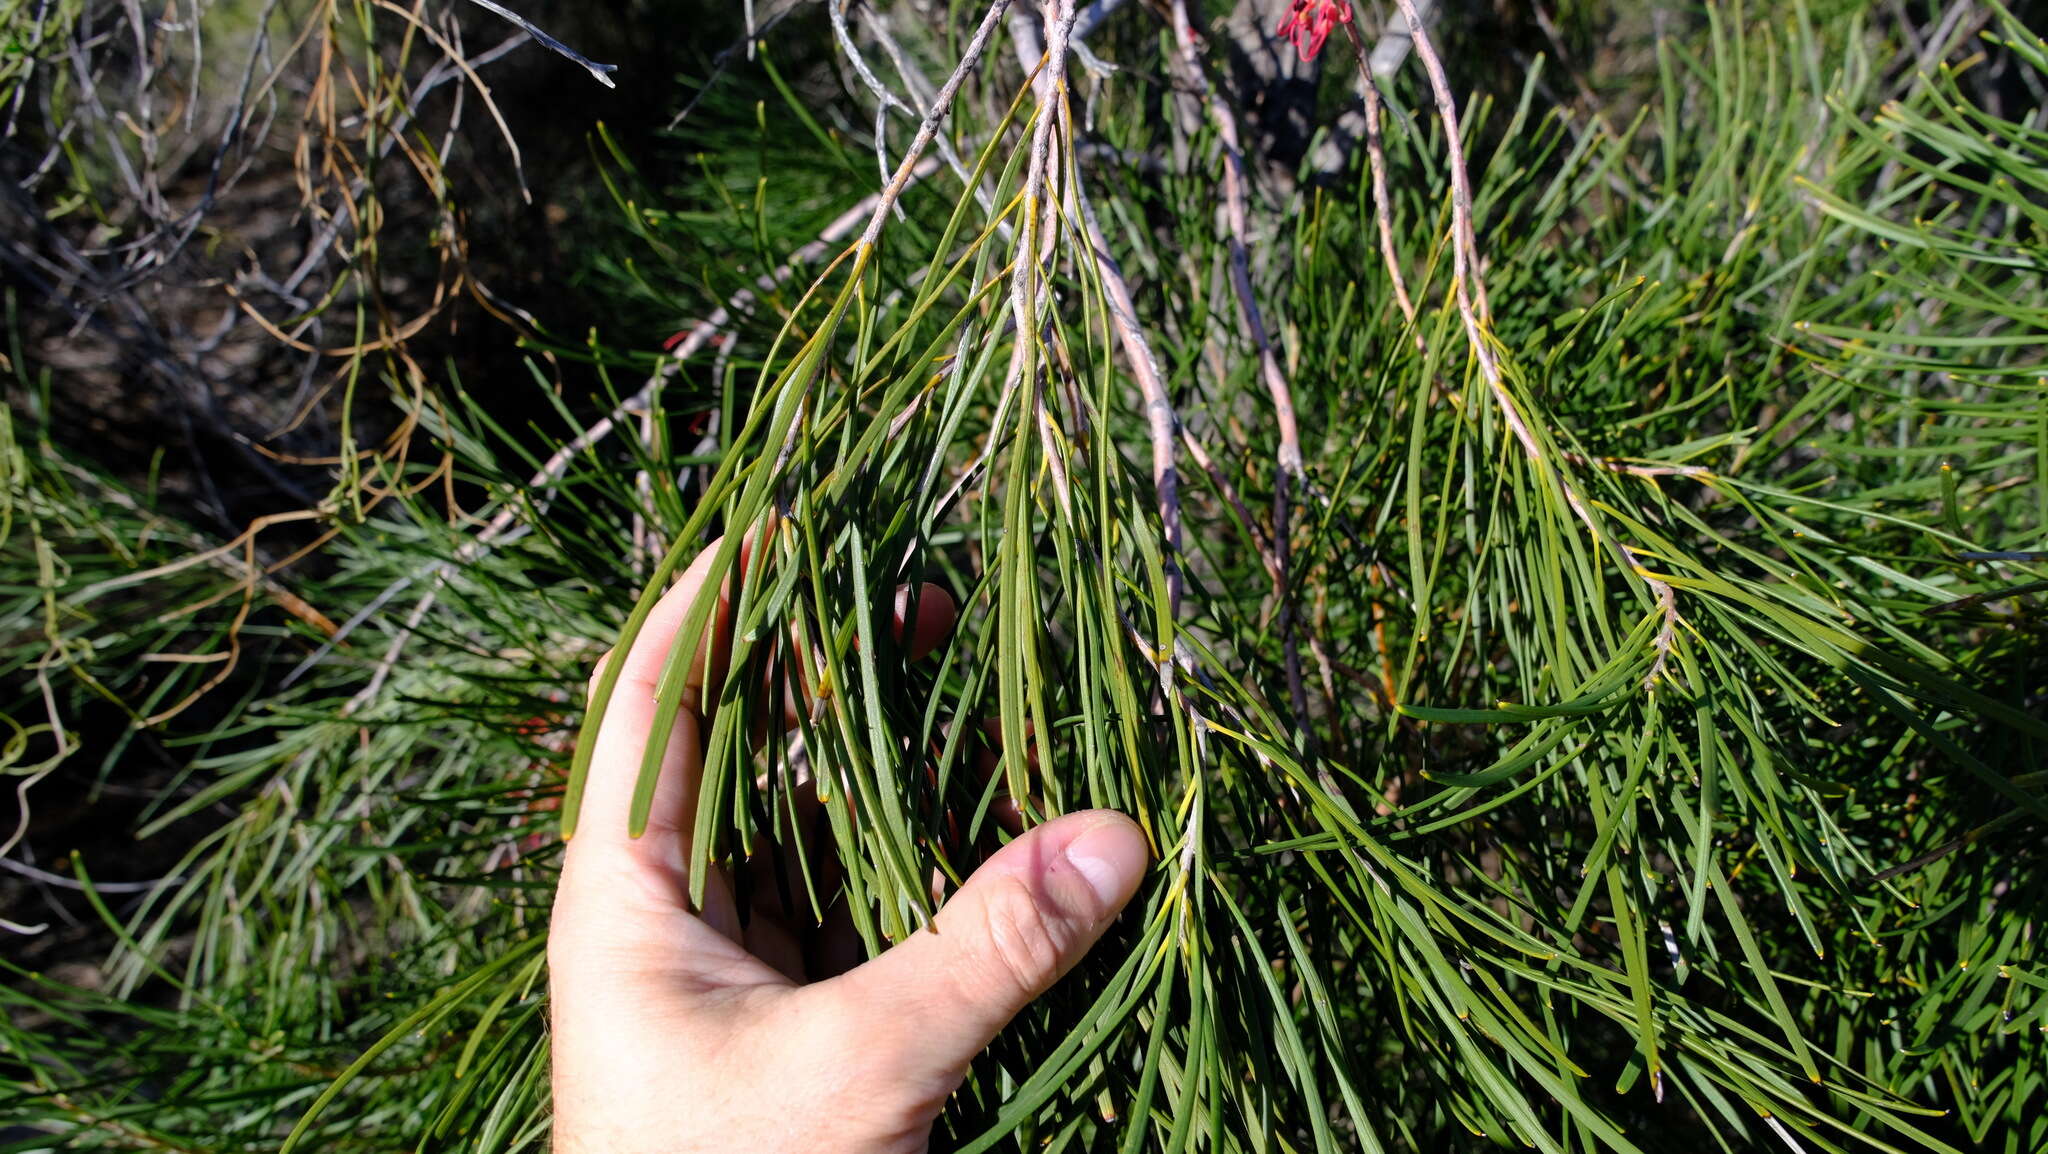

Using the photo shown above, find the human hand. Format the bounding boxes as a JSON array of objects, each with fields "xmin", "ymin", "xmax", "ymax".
[{"xmin": 548, "ymin": 535, "xmax": 1152, "ymax": 1153}]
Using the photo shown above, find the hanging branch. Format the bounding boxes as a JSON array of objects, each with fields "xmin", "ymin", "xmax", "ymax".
[
  {"xmin": 1077, "ymin": 173, "xmax": 1184, "ymax": 617},
  {"xmin": 1166, "ymin": 0, "xmax": 1314, "ymax": 743},
  {"xmin": 1017, "ymin": 0, "xmax": 1184, "ymax": 620},
  {"xmin": 857, "ymin": 0, "xmax": 1016, "ymax": 249},
  {"xmin": 867, "ymin": 12, "xmax": 990, "ymax": 214},
  {"xmin": 1015, "ymin": 0, "xmax": 1081, "ymax": 515},
  {"xmin": 1384, "ymin": 0, "xmax": 1683, "ymax": 687},
  {"xmin": 831, "ymin": 0, "xmax": 913, "ymax": 192}
]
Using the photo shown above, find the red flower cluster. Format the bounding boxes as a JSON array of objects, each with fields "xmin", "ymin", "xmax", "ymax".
[{"xmin": 1275, "ymin": 0, "xmax": 1352, "ymax": 61}]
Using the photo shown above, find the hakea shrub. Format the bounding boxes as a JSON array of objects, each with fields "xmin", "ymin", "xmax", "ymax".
[{"xmin": 3, "ymin": 3, "xmax": 2044, "ymax": 1153}]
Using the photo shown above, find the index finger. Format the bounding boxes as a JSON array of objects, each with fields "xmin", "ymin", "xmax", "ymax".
[{"xmin": 564, "ymin": 535, "xmax": 733, "ymax": 866}]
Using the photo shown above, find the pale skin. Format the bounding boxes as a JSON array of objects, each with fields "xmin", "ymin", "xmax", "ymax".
[{"xmin": 549, "ymin": 535, "xmax": 1152, "ymax": 1152}]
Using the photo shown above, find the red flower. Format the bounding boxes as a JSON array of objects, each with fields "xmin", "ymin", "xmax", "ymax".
[{"xmin": 1275, "ymin": 0, "xmax": 1351, "ymax": 61}]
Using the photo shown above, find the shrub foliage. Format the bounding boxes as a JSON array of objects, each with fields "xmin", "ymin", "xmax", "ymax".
[{"xmin": 2, "ymin": 1, "xmax": 2044, "ymax": 1151}]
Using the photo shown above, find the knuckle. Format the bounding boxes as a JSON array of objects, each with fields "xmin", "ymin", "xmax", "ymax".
[{"xmin": 969, "ymin": 876, "xmax": 1065, "ymax": 1002}]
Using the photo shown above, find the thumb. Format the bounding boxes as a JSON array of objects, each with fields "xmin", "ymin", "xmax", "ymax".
[{"xmin": 816, "ymin": 810, "xmax": 1149, "ymax": 1080}]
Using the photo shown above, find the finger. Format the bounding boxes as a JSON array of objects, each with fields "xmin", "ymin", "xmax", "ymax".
[
  {"xmin": 573, "ymin": 518, "xmax": 783, "ymax": 850},
  {"xmin": 806, "ymin": 810, "xmax": 1149, "ymax": 1084},
  {"xmin": 767, "ymin": 581, "xmax": 959, "ymax": 734},
  {"xmin": 973, "ymin": 718, "xmax": 1035, "ymax": 835},
  {"xmin": 566, "ymin": 539, "xmax": 729, "ymax": 859},
  {"xmin": 555, "ymin": 533, "xmax": 780, "ymax": 991},
  {"xmin": 686, "ymin": 517, "xmax": 779, "ymax": 716},
  {"xmin": 895, "ymin": 582, "xmax": 957, "ymax": 662}
]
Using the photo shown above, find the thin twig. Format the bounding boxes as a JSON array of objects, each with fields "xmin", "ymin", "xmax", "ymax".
[
  {"xmin": 668, "ymin": 0, "xmax": 807, "ymax": 129},
  {"xmin": 458, "ymin": 0, "xmax": 617, "ymax": 87},
  {"xmin": 53, "ymin": 460, "xmax": 337, "ymax": 637},
  {"xmin": 858, "ymin": 0, "xmax": 1016, "ymax": 249},
  {"xmin": 832, "ymin": 0, "xmax": 912, "ymax": 193},
  {"xmin": 1182, "ymin": 430, "xmax": 1280, "ymax": 584},
  {"xmin": 1339, "ymin": 23, "xmax": 1419, "ymax": 343},
  {"xmin": 0, "ymin": 855, "xmax": 181, "ymax": 895},
  {"xmin": 869, "ymin": 8, "xmax": 1010, "ymax": 235},
  {"xmin": 1858, "ymin": 807, "xmax": 2031, "ymax": 888}
]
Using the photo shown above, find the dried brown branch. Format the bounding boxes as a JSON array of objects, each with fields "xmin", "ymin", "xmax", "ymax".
[{"xmin": 367, "ymin": 0, "xmax": 535, "ymax": 201}]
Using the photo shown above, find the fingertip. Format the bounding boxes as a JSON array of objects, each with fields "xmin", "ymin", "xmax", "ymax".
[
  {"xmin": 1050, "ymin": 811, "xmax": 1149, "ymax": 917},
  {"xmin": 805, "ymin": 812, "xmax": 1148, "ymax": 1080},
  {"xmin": 975, "ymin": 809, "xmax": 1149, "ymax": 924},
  {"xmin": 893, "ymin": 582, "xmax": 957, "ymax": 662},
  {"xmin": 585, "ymin": 648, "xmax": 616, "ymax": 700}
]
